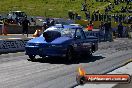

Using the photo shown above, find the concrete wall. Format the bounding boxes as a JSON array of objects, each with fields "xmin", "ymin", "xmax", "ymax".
[
  {"xmin": 0, "ymin": 25, "xmax": 42, "ymax": 34},
  {"xmin": 0, "ymin": 38, "xmax": 31, "ymax": 54}
]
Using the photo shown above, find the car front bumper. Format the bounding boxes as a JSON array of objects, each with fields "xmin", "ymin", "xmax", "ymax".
[{"xmin": 25, "ymin": 46, "xmax": 67, "ymax": 57}]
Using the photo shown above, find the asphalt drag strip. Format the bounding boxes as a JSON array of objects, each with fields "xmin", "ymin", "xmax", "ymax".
[{"xmin": 0, "ymin": 38, "xmax": 132, "ymax": 88}]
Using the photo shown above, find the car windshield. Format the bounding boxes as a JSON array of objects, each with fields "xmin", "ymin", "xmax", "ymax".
[{"xmin": 43, "ymin": 27, "xmax": 76, "ymax": 38}]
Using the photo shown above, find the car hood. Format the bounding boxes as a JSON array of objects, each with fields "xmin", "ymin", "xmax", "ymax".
[
  {"xmin": 27, "ymin": 37, "xmax": 46, "ymax": 44},
  {"xmin": 51, "ymin": 37, "xmax": 72, "ymax": 44},
  {"xmin": 27, "ymin": 36, "xmax": 72, "ymax": 44}
]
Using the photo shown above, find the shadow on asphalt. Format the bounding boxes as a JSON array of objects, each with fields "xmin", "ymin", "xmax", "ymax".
[
  {"xmin": 0, "ymin": 51, "xmax": 25, "ymax": 55},
  {"xmin": 29, "ymin": 55, "xmax": 105, "ymax": 65}
]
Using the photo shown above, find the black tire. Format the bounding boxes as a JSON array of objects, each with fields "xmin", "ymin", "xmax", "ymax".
[
  {"xmin": 87, "ymin": 48, "xmax": 93, "ymax": 57},
  {"xmin": 82, "ymin": 49, "xmax": 92, "ymax": 59},
  {"xmin": 42, "ymin": 57, "xmax": 46, "ymax": 59},
  {"xmin": 28, "ymin": 55, "xmax": 35, "ymax": 61},
  {"xmin": 92, "ymin": 45, "xmax": 95, "ymax": 53},
  {"xmin": 66, "ymin": 47, "xmax": 75, "ymax": 61}
]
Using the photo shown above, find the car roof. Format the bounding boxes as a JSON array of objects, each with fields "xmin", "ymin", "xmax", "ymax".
[
  {"xmin": 64, "ymin": 25, "xmax": 82, "ymax": 29},
  {"xmin": 44, "ymin": 24, "xmax": 82, "ymax": 33},
  {"xmin": 53, "ymin": 24, "xmax": 82, "ymax": 29}
]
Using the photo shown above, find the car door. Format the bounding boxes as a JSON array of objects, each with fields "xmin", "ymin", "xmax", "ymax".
[
  {"xmin": 81, "ymin": 29, "xmax": 92, "ymax": 52},
  {"xmin": 73, "ymin": 28, "xmax": 85, "ymax": 52}
]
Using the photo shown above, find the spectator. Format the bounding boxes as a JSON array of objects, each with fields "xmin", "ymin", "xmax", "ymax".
[
  {"xmin": 30, "ymin": 17, "xmax": 36, "ymax": 26},
  {"xmin": 46, "ymin": 18, "xmax": 50, "ymax": 27},
  {"xmin": 99, "ymin": 22, "xmax": 104, "ymax": 31},
  {"xmin": 68, "ymin": 11, "xmax": 74, "ymax": 20},
  {"xmin": 42, "ymin": 22, "xmax": 48, "ymax": 32},
  {"xmin": 86, "ymin": 21, "xmax": 93, "ymax": 31},
  {"xmin": 22, "ymin": 17, "xmax": 30, "ymax": 37},
  {"xmin": 117, "ymin": 22, "xmax": 123, "ymax": 38},
  {"xmin": 0, "ymin": 15, "xmax": 2, "ymax": 20},
  {"xmin": 72, "ymin": 12, "xmax": 75, "ymax": 20},
  {"xmin": 128, "ymin": 15, "xmax": 132, "ymax": 23},
  {"xmin": 94, "ymin": 13, "xmax": 98, "ymax": 21},
  {"xmin": 81, "ymin": 3, "xmax": 87, "ymax": 11},
  {"xmin": 103, "ymin": 14, "xmax": 107, "ymax": 21},
  {"xmin": 104, "ymin": 21, "xmax": 111, "ymax": 41},
  {"xmin": 85, "ymin": 11, "xmax": 90, "ymax": 20},
  {"xmin": 75, "ymin": 12, "xmax": 78, "ymax": 19},
  {"xmin": 128, "ymin": 6, "xmax": 131, "ymax": 9},
  {"xmin": 122, "ymin": 14, "xmax": 126, "ymax": 22},
  {"xmin": 99, "ymin": 22, "xmax": 105, "ymax": 41},
  {"xmin": 68, "ymin": 11, "xmax": 72, "ymax": 19},
  {"xmin": 98, "ymin": 13, "xmax": 101, "ymax": 21},
  {"xmin": 91, "ymin": 13, "xmax": 94, "ymax": 21},
  {"xmin": 121, "ymin": 6, "xmax": 126, "ymax": 12},
  {"xmin": 107, "ymin": 14, "xmax": 111, "ymax": 21},
  {"xmin": 105, "ymin": 7, "xmax": 108, "ymax": 12},
  {"xmin": 127, "ymin": 0, "xmax": 130, "ymax": 4},
  {"xmin": 15, "ymin": 17, "xmax": 19, "ymax": 24},
  {"xmin": 2, "ymin": 22, "xmax": 8, "ymax": 35},
  {"xmin": 124, "ymin": 26, "xmax": 129, "ymax": 37},
  {"xmin": 50, "ymin": 19, "xmax": 55, "ymax": 26}
]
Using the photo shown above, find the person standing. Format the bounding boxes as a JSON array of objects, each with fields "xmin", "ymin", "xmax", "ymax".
[
  {"xmin": 85, "ymin": 11, "xmax": 90, "ymax": 20},
  {"xmin": 117, "ymin": 22, "xmax": 123, "ymax": 38},
  {"xmin": 50, "ymin": 19, "xmax": 55, "ymax": 26},
  {"xmin": 104, "ymin": 21, "xmax": 112, "ymax": 41},
  {"xmin": 30, "ymin": 17, "xmax": 36, "ymax": 26},
  {"xmin": 2, "ymin": 22, "xmax": 8, "ymax": 35},
  {"xmin": 86, "ymin": 21, "xmax": 93, "ymax": 31},
  {"xmin": 99, "ymin": 22, "xmax": 105, "ymax": 41},
  {"xmin": 99, "ymin": 22, "xmax": 104, "ymax": 30},
  {"xmin": 42, "ymin": 22, "xmax": 48, "ymax": 32},
  {"xmin": 22, "ymin": 17, "xmax": 30, "ymax": 37}
]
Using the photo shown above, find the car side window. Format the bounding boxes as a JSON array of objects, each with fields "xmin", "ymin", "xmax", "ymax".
[
  {"xmin": 75, "ymin": 29, "xmax": 83, "ymax": 39},
  {"xmin": 61, "ymin": 28, "xmax": 75, "ymax": 38}
]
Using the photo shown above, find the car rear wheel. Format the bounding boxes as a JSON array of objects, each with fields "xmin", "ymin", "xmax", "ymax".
[
  {"xmin": 82, "ymin": 51, "xmax": 92, "ymax": 59},
  {"xmin": 28, "ymin": 55, "xmax": 36, "ymax": 61},
  {"xmin": 88, "ymin": 48, "xmax": 92, "ymax": 57}
]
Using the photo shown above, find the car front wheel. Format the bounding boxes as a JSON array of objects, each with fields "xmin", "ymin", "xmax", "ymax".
[{"xmin": 28, "ymin": 55, "xmax": 36, "ymax": 61}]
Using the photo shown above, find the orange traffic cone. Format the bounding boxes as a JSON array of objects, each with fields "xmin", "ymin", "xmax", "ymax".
[
  {"xmin": 33, "ymin": 29, "xmax": 42, "ymax": 37},
  {"xmin": 33, "ymin": 29, "xmax": 38, "ymax": 37}
]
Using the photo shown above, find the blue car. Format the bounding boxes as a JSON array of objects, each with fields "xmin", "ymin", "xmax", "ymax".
[{"xmin": 25, "ymin": 24, "xmax": 98, "ymax": 61}]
